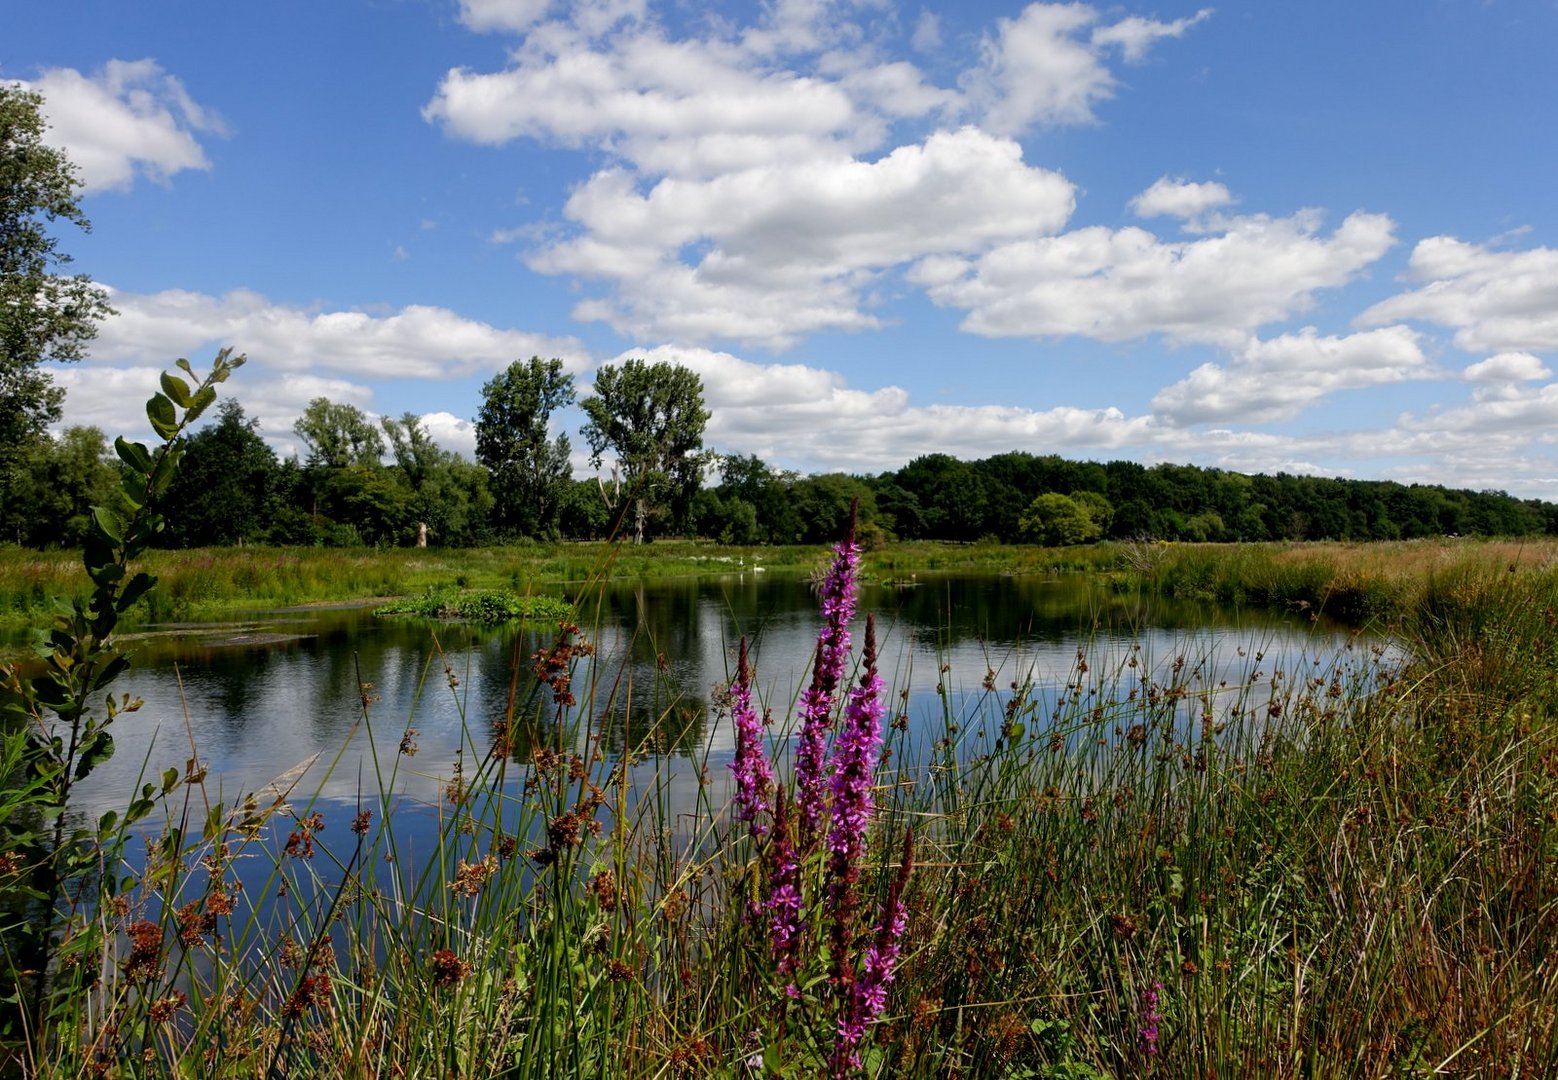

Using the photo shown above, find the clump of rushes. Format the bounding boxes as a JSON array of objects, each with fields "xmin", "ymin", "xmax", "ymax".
[
  {"xmin": 373, "ymin": 586, "xmax": 571, "ymax": 625},
  {"xmin": 730, "ymin": 504, "xmax": 914, "ymax": 1076}
]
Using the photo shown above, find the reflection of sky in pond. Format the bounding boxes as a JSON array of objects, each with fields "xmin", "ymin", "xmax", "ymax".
[{"xmin": 56, "ymin": 572, "xmax": 1390, "ymax": 836}]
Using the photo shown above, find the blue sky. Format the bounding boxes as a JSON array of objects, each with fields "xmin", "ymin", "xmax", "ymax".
[{"xmin": 11, "ymin": 0, "xmax": 1558, "ymax": 497}]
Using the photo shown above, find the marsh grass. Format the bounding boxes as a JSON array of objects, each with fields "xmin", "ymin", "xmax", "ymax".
[
  {"xmin": 7, "ymin": 544, "xmax": 1558, "ymax": 1077},
  {"xmin": 5, "ymin": 535, "xmax": 1556, "ymax": 632},
  {"xmin": 0, "ymin": 543, "xmax": 825, "ymax": 632}
]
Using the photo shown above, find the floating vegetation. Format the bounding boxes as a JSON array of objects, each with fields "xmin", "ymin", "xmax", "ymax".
[{"xmin": 373, "ymin": 586, "xmax": 572, "ymax": 624}]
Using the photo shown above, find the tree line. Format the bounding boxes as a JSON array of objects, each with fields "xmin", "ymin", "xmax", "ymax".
[{"xmin": 5, "ymin": 354, "xmax": 1555, "ymax": 549}]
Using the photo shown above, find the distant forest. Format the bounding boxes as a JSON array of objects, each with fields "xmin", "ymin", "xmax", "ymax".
[{"xmin": 4, "ymin": 402, "xmax": 1552, "ymax": 550}]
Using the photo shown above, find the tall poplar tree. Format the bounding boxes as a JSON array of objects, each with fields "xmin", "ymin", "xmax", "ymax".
[{"xmin": 475, "ymin": 357, "xmax": 575, "ymax": 539}]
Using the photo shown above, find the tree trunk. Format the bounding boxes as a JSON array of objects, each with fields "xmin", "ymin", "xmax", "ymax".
[{"xmin": 416, "ymin": 521, "xmax": 428, "ymax": 548}]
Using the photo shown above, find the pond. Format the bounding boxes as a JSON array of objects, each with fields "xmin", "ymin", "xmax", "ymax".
[{"xmin": 55, "ymin": 568, "xmax": 1374, "ymax": 827}]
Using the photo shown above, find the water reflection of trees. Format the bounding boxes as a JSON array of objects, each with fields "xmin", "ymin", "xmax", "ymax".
[
  {"xmin": 70, "ymin": 574, "xmax": 1363, "ymax": 817},
  {"xmin": 874, "ymin": 573, "xmax": 1338, "ymax": 652}
]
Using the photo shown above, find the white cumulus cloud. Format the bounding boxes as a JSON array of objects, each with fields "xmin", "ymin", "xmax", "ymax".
[
  {"xmin": 1091, "ymin": 8, "xmax": 1214, "ymax": 64},
  {"xmin": 533, "ymin": 127, "xmax": 1075, "ymax": 348},
  {"xmin": 912, "ymin": 207, "xmax": 1396, "ymax": 347},
  {"xmin": 427, "ymin": 1, "xmax": 1212, "ymax": 349},
  {"xmin": 963, "ymin": 4, "xmax": 1212, "ymax": 134},
  {"xmin": 416, "ymin": 411, "xmax": 480, "ymax": 459},
  {"xmin": 91, "ymin": 287, "xmax": 590, "ymax": 379},
  {"xmin": 21, "ymin": 60, "xmax": 226, "ymax": 193},
  {"xmin": 1358, "ymin": 236, "xmax": 1558, "ymax": 354},
  {"xmin": 52, "ymin": 363, "xmax": 374, "ymax": 459},
  {"xmin": 607, "ymin": 344, "xmax": 1155, "ymax": 473},
  {"xmin": 1463, "ymin": 351, "xmax": 1552, "ymax": 383},
  {"xmin": 457, "ymin": 0, "xmax": 556, "ymax": 34},
  {"xmin": 1151, "ymin": 325, "xmax": 1432, "ymax": 426},
  {"xmin": 1130, "ymin": 176, "xmax": 1234, "ymax": 220}
]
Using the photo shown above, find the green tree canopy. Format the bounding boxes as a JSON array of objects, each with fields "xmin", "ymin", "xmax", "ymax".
[
  {"xmin": 384, "ymin": 411, "xmax": 493, "ymax": 546},
  {"xmin": 1018, "ymin": 492, "xmax": 1104, "ymax": 546},
  {"xmin": 580, "ymin": 359, "xmax": 710, "ymax": 543},
  {"xmin": 475, "ymin": 357, "xmax": 575, "ymax": 539},
  {"xmin": 1, "ymin": 425, "xmax": 117, "ymax": 547},
  {"xmin": 0, "ymin": 86, "xmax": 113, "ymax": 488},
  {"xmin": 162, "ymin": 400, "xmax": 281, "ymax": 546},
  {"xmin": 293, "ymin": 398, "xmax": 385, "ymax": 469}
]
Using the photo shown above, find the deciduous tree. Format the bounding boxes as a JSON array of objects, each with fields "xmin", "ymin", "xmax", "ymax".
[
  {"xmin": 580, "ymin": 359, "xmax": 710, "ymax": 543},
  {"xmin": 475, "ymin": 357, "xmax": 574, "ymax": 539},
  {"xmin": 162, "ymin": 400, "xmax": 280, "ymax": 546},
  {"xmin": 0, "ymin": 85, "xmax": 113, "ymax": 496},
  {"xmin": 293, "ymin": 398, "xmax": 384, "ymax": 470}
]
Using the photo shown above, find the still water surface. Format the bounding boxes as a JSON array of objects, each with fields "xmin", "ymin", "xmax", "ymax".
[{"xmin": 61, "ymin": 570, "xmax": 1368, "ymax": 826}]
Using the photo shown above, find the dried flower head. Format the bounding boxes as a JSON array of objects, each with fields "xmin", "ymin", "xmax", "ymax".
[
  {"xmin": 124, "ymin": 920, "xmax": 164, "ymax": 982},
  {"xmin": 449, "ymin": 855, "xmax": 498, "ymax": 897},
  {"xmin": 148, "ymin": 991, "xmax": 187, "ymax": 1024},
  {"xmin": 430, "ymin": 948, "xmax": 473, "ymax": 989},
  {"xmin": 281, "ymin": 973, "xmax": 333, "ymax": 1019}
]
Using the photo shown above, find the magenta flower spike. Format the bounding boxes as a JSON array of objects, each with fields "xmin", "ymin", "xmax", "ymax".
[
  {"xmin": 825, "ymin": 615, "xmax": 883, "ymax": 938},
  {"xmin": 832, "ymin": 824, "xmax": 914, "ymax": 1076},
  {"xmin": 1140, "ymin": 980, "xmax": 1163, "ymax": 1057},
  {"xmin": 794, "ymin": 510, "xmax": 861, "ymax": 842},
  {"xmin": 766, "ymin": 789, "xmax": 805, "ymax": 976},
  {"xmin": 728, "ymin": 637, "xmax": 774, "ymax": 836}
]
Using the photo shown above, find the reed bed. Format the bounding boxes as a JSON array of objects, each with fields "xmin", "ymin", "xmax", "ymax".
[
  {"xmin": 4, "ymin": 540, "xmax": 1558, "ymax": 1077},
  {"xmin": 0, "ymin": 543, "xmax": 825, "ymax": 630}
]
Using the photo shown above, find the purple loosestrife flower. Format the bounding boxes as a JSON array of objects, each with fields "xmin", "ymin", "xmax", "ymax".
[
  {"xmin": 728, "ymin": 637, "xmax": 774, "ymax": 836},
  {"xmin": 1140, "ymin": 980, "xmax": 1162, "ymax": 1057},
  {"xmin": 825, "ymin": 615, "xmax": 883, "ymax": 970},
  {"xmin": 765, "ymin": 789, "xmax": 805, "ymax": 977},
  {"xmin": 832, "ymin": 826, "xmax": 914, "ymax": 1077},
  {"xmin": 794, "ymin": 511, "xmax": 861, "ymax": 843}
]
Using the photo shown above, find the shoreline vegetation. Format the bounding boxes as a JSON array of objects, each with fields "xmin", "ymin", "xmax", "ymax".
[
  {"xmin": 5, "ymin": 533, "xmax": 1556, "ymax": 634},
  {"xmin": 2, "ymin": 538, "xmax": 1556, "ymax": 1074},
  {"xmin": 7, "ymin": 504, "xmax": 1558, "ymax": 1074}
]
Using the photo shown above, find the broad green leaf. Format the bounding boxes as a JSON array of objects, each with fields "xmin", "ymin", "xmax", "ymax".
[
  {"xmin": 90, "ymin": 505, "xmax": 126, "ymax": 543},
  {"xmin": 187, "ymin": 384, "xmax": 217, "ymax": 422},
  {"xmin": 116, "ymin": 572, "xmax": 157, "ymax": 613},
  {"xmin": 160, "ymin": 371, "xmax": 193, "ymax": 408},
  {"xmin": 74, "ymin": 731, "xmax": 114, "ymax": 780},
  {"xmin": 118, "ymin": 473, "xmax": 144, "ymax": 512},
  {"xmin": 86, "ymin": 558, "xmax": 124, "ymax": 587},
  {"xmin": 90, "ymin": 654, "xmax": 130, "ymax": 693},
  {"xmin": 114, "ymin": 437, "xmax": 153, "ymax": 475},
  {"xmin": 162, "ymin": 767, "xmax": 179, "ymax": 793},
  {"xmin": 203, "ymin": 802, "xmax": 225, "ymax": 842},
  {"xmin": 175, "ymin": 357, "xmax": 194, "ymax": 377},
  {"xmin": 147, "ymin": 392, "xmax": 178, "ymax": 439},
  {"xmin": 151, "ymin": 448, "xmax": 180, "ymax": 496}
]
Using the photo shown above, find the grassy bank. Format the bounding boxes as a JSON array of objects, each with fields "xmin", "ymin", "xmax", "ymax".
[
  {"xmin": 7, "ymin": 535, "xmax": 1558, "ymax": 634},
  {"xmin": 5, "ymin": 532, "xmax": 1558, "ymax": 1076},
  {"xmin": 0, "ymin": 542, "xmax": 824, "ymax": 630}
]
